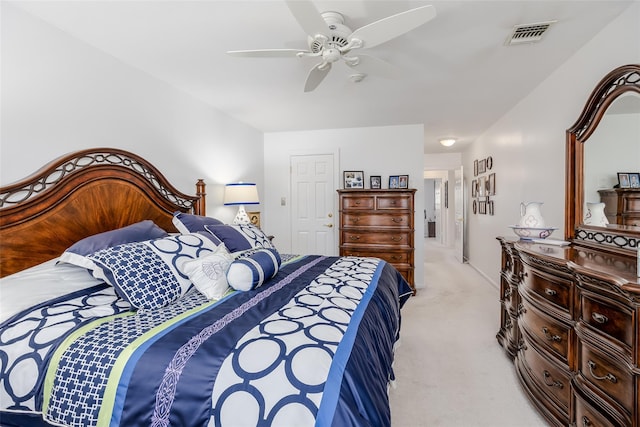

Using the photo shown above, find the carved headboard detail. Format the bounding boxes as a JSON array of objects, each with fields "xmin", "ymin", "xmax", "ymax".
[{"xmin": 0, "ymin": 148, "xmax": 206, "ymax": 277}]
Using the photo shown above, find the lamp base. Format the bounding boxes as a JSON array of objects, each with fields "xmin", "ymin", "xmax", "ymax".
[{"xmin": 233, "ymin": 205, "xmax": 251, "ymax": 225}]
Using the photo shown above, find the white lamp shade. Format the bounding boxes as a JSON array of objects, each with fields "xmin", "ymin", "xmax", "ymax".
[{"xmin": 223, "ymin": 183, "xmax": 259, "ymax": 206}]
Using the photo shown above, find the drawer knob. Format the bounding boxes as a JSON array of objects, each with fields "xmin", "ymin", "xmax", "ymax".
[
  {"xmin": 392, "ymin": 217, "xmax": 403, "ymax": 223},
  {"xmin": 354, "ymin": 200, "xmax": 361, "ymax": 205},
  {"xmin": 541, "ymin": 327, "xmax": 562, "ymax": 342},
  {"xmin": 544, "ymin": 288, "xmax": 557, "ymax": 296},
  {"xmin": 391, "ymin": 236, "xmax": 402, "ymax": 242},
  {"xmin": 351, "ymin": 217, "xmax": 360, "ymax": 223},
  {"xmin": 391, "ymin": 255, "xmax": 402, "ymax": 260},
  {"xmin": 591, "ymin": 312, "xmax": 608, "ymax": 324},
  {"xmin": 542, "ymin": 370, "xmax": 564, "ymax": 389},
  {"xmin": 587, "ymin": 360, "xmax": 617, "ymax": 383},
  {"xmin": 350, "ymin": 235, "xmax": 360, "ymax": 240}
]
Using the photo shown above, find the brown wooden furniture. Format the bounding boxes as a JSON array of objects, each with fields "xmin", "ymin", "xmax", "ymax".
[
  {"xmin": 497, "ymin": 238, "xmax": 639, "ymax": 426},
  {"xmin": 337, "ymin": 189, "xmax": 416, "ymax": 293},
  {"xmin": 0, "ymin": 148, "xmax": 206, "ymax": 277},
  {"xmin": 498, "ymin": 64, "xmax": 640, "ymax": 426},
  {"xmin": 599, "ymin": 188, "xmax": 640, "ymax": 227}
]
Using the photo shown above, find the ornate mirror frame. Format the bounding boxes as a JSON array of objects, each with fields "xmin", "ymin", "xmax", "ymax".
[{"xmin": 565, "ymin": 64, "xmax": 640, "ymax": 255}]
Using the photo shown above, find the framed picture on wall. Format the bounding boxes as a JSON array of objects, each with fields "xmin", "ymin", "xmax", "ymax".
[
  {"xmin": 488, "ymin": 173, "xmax": 496, "ymax": 195},
  {"xmin": 471, "ymin": 179, "xmax": 477, "ymax": 197},
  {"xmin": 344, "ymin": 171, "xmax": 364, "ymax": 188},
  {"xmin": 370, "ymin": 175, "xmax": 381, "ymax": 189}
]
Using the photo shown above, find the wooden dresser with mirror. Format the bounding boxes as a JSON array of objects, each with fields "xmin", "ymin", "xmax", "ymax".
[{"xmin": 497, "ymin": 64, "xmax": 640, "ymax": 427}]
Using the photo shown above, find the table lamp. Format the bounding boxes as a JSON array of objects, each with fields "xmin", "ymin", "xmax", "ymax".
[{"xmin": 223, "ymin": 182, "xmax": 259, "ymax": 224}]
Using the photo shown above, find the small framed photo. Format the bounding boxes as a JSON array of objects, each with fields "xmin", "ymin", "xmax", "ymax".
[
  {"xmin": 474, "ymin": 160, "xmax": 478, "ymax": 177},
  {"xmin": 389, "ymin": 175, "xmax": 400, "ymax": 189},
  {"xmin": 629, "ymin": 173, "xmax": 640, "ymax": 188},
  {"xmin": 478, "ymin": 159, "xmax": 487, "ymax": 174},
  {"xmin": 472, "ymin": 199, "xmax": 477, "ymax": 214},
  {"xmin": 248, "ymin": 211, "xmax": 261, "ymax": 228},
  {"xmin": 486, "ymin": 156, "xmax": 493, "ymax": 170},
  {"xmin": 399, "ymin": 175, "xmax": 409, "ymax": 189},
  {"xmin": 370, "ymin": 175, "xmax": 381, "ymax": 189},
  {"xmin": 479, "ymin": 200, "xmax": 487, "ymax": 215},
  {"xmin": 471, "ymin": 179, "xmax": 477, "ymax": 197},
  {"xmin": 478, "ymin": 176, "xmax": 486, "ymax": 197},
  {"xmin": 487, "ymin": 173, "xmax": 496, "ymax": 196},
  {"xmin": 618, "ymin": 172, "xmax": 631, "ymax": 188},
  {"xmin": 488, "ymin": 200, "xmax": 495, "ymax": 216},
  {"xmin": 344, "ymin": 171, "xmax": 364, "ymax": 189}
]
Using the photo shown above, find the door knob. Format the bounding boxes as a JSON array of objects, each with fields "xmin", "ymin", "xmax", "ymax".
[
  {"xmin": 324, "ymin": 224, "xmax": 333, "ymax": 228},
  {"xmin": 327, "ymin": 213, "xmax": 333, "ymax": 218}
]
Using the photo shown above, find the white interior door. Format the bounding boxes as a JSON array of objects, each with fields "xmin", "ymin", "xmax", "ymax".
[{"xmin": 290, "ymin": 154, "xmax": 336, "ymax": 255}]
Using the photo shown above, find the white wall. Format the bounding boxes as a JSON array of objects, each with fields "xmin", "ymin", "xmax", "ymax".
[
  {"xmin": 264, "ymin": 124, "xmax": 426, "ymax": 289},
  {"xmin": 0, "ymin": 3, "xmax": 264, "ymax": 223},
  {"xmin": 463, "ymin": 2, "xmax": 640, "ymax": 286}
]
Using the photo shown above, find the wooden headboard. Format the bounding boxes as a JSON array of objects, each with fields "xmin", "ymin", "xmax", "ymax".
[{"xmin": 0, "ymin": 148, "xmax": 206, "ymax": 277}]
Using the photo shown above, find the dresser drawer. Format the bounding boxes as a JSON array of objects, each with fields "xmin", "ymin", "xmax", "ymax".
[
  {"xmin": 520, "ymin": 298, "xmax": 571, "ymax": 363},
  {"xmin": 376, "ymin": 195, "xmax": 412, "ymax": 210},
  {"xmin": 520, "ymin": 335, "xmax": 571, "ymax": 411},
  {"xmin": 522, "ymin": 266, "xmax": 572, "ymax": 313},
  {"xmin": 341, "ymin": 230, "xmax": 411, "ymax": 247},
  {"xmin": 621, "ymin": 214, "xmax": 640, "ymax": 227},
  {"xmin": 341, "ymin": 195, "xmax": 374, "ymax": 210},
  {"xmin": 342, "ymin": 213, "xmax": 411, "ymax": 228},
  {"xmin": 573, "ymin": 389, "xmax": 628, "ymax": 427},
  {"xmin": 578, "ymin": 342, "xmax": 634, "ymax": 413},
  {"xmin": 580, "ymin": 294, "xmax": 633, "ymax": 349},
  {"xmin": 339, "ymin": 248, "xmax": 411, "ymax": 264}
]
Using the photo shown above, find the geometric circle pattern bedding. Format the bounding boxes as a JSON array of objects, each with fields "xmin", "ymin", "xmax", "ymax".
[
  {"xmin": 0, "ymin": 285, "xmax": 128, "ymax": 411},
  {"xmin": 209, "ymin": 256, "xmax": 379, "ymax": 426}
]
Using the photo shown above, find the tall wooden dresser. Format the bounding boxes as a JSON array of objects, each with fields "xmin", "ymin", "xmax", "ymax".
[
  {"xmin": 337, "ymin": 189, "xmax": 416, "ymax": 293},
  {"xmin": 598, "ymin": 188, "xmax": 640, "ymax": 227}
]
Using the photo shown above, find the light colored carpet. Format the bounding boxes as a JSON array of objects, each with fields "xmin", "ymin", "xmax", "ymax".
[{"xmin": 388, "ymin": 239, "xmax": 548, "ymax": 426}]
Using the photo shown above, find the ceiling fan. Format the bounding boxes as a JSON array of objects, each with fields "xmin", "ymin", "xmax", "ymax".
[{"xmin": 227, "ymin": 1, "xmax": 436, "ymax": 92}]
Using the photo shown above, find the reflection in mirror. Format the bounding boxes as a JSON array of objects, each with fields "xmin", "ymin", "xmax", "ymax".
[{"xmin": 583, "ymin": 92, "xmax": 640, "ymax": 230}]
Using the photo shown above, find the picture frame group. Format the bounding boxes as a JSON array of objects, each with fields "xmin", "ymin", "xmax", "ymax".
[
  {"xmin": 389, "ymin": 175, "xmax": 409, "ymax": 189},
  {"xmin": 618, "ymin": 172, "xmax": 640, "ymax": 188},
  {"xmin": 343, "ymin": 171, "xmax": 409, "ymax": 189}
]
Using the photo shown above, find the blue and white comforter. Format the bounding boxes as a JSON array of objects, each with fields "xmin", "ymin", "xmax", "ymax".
[{"xmin": 1, "ymin": 255, "xmax": 411, "ymax": 427}]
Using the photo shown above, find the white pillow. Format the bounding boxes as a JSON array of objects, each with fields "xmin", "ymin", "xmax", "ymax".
[{"xmin": 183, "ymin": 244, "xmax": 234, "ymax": 300}]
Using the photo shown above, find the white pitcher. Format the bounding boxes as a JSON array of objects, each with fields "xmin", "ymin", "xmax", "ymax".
[
  {"xmin": 584, "ymin": 202, "xmax": 609, "ymax": 226},
  {"xmin": 519, "ymin": 202, "xmax": 545, "ymax": 228}
]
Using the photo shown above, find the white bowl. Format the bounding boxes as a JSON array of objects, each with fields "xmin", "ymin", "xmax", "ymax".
[{"xmin": 509, "ymin": 226, "xmax": 558, "ymax": 239}]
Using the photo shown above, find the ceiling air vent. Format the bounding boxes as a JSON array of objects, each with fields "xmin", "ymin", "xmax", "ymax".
[{"xmin": 505, "ymin": 21, "xmax": 556, "ymax": 45}]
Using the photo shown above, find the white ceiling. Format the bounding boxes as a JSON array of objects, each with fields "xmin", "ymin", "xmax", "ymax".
[{"xmin": 10, "ymin": 0, "xmax": 636, "ymax": 153}]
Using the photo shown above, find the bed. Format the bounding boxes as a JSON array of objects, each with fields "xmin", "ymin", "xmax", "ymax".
[{"xmin": 0, "ymin": 148, "xmax": 411, "ymax": 427}]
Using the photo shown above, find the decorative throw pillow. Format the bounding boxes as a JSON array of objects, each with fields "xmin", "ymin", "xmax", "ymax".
[
  {"xmin": 204, "ymin": 224, "xmax": 275, "ymax": 254},
  {"xmin": 88, "ymin": 233, "xmax": 218, "ymax": 309},
  {"xmin": 226, "ymin": 248, "xmax": 281, "ymax": 291},
  {"xmin": 182, "ymin": 243, "xmax": 234, "ymax": 300},
  {"xmin": 58, "ymin": 220, "xmax": 168, "ymax": 271},
  {"xmin": 172, "ymin": 211, "xmax": 224, "ymax": 234}
]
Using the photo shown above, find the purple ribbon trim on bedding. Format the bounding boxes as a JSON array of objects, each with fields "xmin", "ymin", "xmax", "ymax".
[{"xmin": 150, "ymin": 256, "xmax": 327, "ymax": 427}]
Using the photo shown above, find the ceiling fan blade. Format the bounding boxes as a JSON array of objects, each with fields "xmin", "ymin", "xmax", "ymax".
[
  {"xmin": 227, "ymin": 49, "xmax": 309, "ymax": 58},
  {"xmin": 285, "ymin": 0, "xmax": 329, "ymax": 38},
  {"xmin": 304, "ymin": 63, "xmax": 331, "ymax": 92},
  {"xmin": 346, "ymin": 54, "xmax": 401, "ymax": 79},
  {"xmin": 348, "ymin": 5, "xmax": 436, "ymax": 49}
]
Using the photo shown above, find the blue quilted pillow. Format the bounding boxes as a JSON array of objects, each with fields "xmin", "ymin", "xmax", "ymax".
[
  {"xmin": 172, "ymin": 212, "xmax": 224, "ymax": 234},
  {"xmin": 88, "ymin": 233, "xmax": 218, "ymax": 309},
  {"xmin": 204, "ymin": 224, "xmax": 275, "ymax": 253},
  {"xmin": 226, "ymin": 248, "xmax": 281, "ymax": 291},
  {"xmin": 59, "ymin": 220, "xmax": 168, "ymax": 271}
]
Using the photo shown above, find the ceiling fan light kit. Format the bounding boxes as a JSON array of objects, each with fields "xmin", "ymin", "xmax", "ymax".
[{"xmin": 227, "ymin": 1, "xmax": 437, "ymax": 92}]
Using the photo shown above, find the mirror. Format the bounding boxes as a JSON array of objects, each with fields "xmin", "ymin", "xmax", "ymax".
[{"xmin": 565, "ymin": 64, "xmax": 640, "ymax": 254}]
